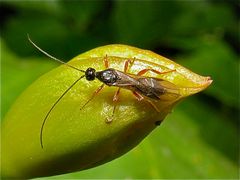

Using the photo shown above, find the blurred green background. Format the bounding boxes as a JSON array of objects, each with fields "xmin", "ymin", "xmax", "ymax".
[{"xmin": 1, "ymin": 0, "xmax": 239, "ymax": 179}]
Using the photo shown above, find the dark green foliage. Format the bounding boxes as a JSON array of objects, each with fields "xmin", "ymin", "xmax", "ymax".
[{"xmin": 1, "ymin": 1, "xmax": 239, "ymax": 179}]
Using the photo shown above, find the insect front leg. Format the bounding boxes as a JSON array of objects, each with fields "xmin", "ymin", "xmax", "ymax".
[
  {"xmin": 124, "ymin": 57, "xmax": 135, "ymax": 73},
  {"xmin": 105, "ymin": 58, "xmax": 136, "ymax": 123},
  {"xmin": 103, "ymin": 55, "xmax": 109, "ymax": 68},
  {"xmin": 106, "ymin": 87, "xmax": 121, "ymax": 123},
  {"xmin": 80, "ymin": 84, "xmax": 105, "ymax": 110}
]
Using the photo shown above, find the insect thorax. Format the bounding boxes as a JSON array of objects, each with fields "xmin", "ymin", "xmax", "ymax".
[{"xmin": 96, "ymin": 69, "xmax": 119, "ymax": 85}]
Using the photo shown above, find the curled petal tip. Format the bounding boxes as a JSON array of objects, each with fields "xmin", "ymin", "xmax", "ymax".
[
  {"xmin": 207, "ymin": 77, "xmax": 213, "ymax": 84},
  {"xmin": 205, "ymin": 76, "xmax": 213, "ymax": 88}
]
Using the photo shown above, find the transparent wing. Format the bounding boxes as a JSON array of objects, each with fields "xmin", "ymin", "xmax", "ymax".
[{"xmin": 153, "ymin": 79, "xmax": 180, "ymax": 101}]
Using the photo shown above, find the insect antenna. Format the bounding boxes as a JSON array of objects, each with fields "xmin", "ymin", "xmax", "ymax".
[
  {"xmin": 40, "ymin": 74, "xmax": 85, "ymax": 149},
  {"xmin": 27, "ymin": 34, "xmax": 85, "ymax": 73}
]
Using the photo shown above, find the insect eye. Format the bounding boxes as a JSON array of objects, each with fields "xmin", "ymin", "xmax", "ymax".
[{"xmin": 86, "ymin": 68, "xmax": 96, "ymax": 81}]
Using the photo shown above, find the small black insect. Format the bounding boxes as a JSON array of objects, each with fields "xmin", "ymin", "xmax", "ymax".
[{"xmin": 28, "ymin": 35, "xmax": 180, "ymax": 149}]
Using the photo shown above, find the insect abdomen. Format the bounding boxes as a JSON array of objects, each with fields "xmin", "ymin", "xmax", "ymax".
[{"xmin": 135, "ymin": 78, "xmax": 165, "ymax": 100}]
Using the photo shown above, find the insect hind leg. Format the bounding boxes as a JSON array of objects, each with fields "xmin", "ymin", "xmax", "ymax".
[
  {"xmin": 137, "ymin": 68, "xmax": 175, "ymax": 76},
  {"xmin": 132, "ymin": 91, "xmax": 160, "ymax": 112}
]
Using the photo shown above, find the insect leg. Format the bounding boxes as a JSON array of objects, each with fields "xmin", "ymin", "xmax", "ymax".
[
  {"xmin": 103, "ymin": 55, "xmax": 109, "ymax": 68},
  {"xmin": 80, "ymin": 83, "xmax": 105, "ymax": 110},
  {"xmin": 137, "ymin": 68, "xmax": 176, "ymax": 76},
  {"xmin": 40, "ymin": 74, "xmax": 85, "ymax": 149},
  {"xmin": 106, "ymin": 87, "xmax": 121, "ymax": 123},
  {"xmin": 145, "ymin": 100, "xmax": 160, "ymax": 112},
  {"xmin": 132, "ymin": 91, "xmax": 144, "ymax": 101},
  {"xmin": 132, "ymin": 91, "xmax": 160, "ymax": 112},
  {"xmin": 124, "ymin": 57, "xmax": 135, "ymax": 72},
  {"xmin": 113, "ymin": 87, "xmax": 121, "ymax": 102}
]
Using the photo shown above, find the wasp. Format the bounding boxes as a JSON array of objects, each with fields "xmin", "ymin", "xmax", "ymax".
[{"xmin": 28, "ymin": 36, "xmax": 180, "ymax": 149}]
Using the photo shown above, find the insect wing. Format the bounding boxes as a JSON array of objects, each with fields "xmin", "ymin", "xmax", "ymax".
[
  {"xmin": 125, "ymin": 72, "xmax": 180, "ymax": 101},
  {"xmin": 154, "ymin": 79, "xmax": 180, "ymax": 101}
]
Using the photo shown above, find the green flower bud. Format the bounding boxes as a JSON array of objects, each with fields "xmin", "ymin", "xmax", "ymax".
[{"xmin": 1, "ymin": 44, "xmax": 212, "ymax": 178}]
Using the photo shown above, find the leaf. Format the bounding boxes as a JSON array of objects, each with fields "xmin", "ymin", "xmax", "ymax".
[
  {"xmin": 177, "ymin": 38, "xmax": 239, "ymax": 108},
  {"xmin": 1, "ymin": 1, "xmax": 105, "ymax": 59},
  {"xmin": 1, "ymin": 39, "xmax": 57, "ymax": 119},
  {"xmin": 112, "ymin": 1, "xmax": 180, "ymax": 47},
  {"xmin": 1, "ymin": 44, "xmax": 211, "ymax": 178}
]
